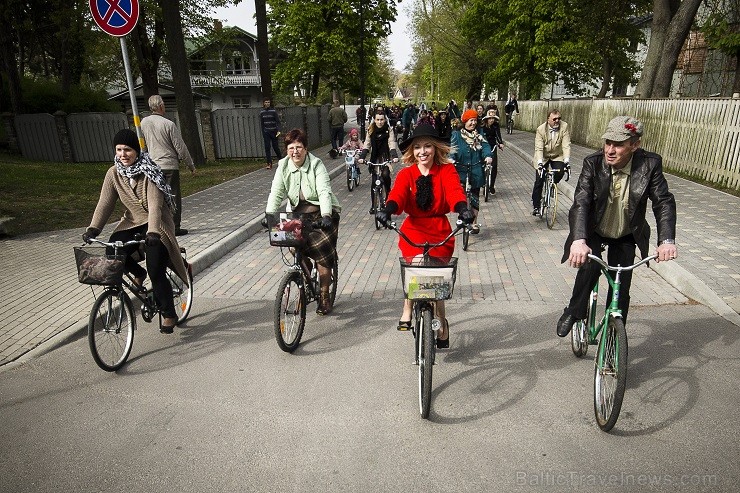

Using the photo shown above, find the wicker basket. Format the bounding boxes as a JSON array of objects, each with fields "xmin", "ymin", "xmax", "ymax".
[
  {"xmin": 399, "ymin": 257, "xmax": 458, "ymax": 300},
  {"xmin": 74, "ymin": 246, "xmax": 125, "ymax": 286}
]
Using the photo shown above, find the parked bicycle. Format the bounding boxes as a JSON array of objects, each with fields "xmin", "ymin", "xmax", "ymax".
[
  {"xmin": 537, "ymin": 162, "xmax": 569, "ymax": 229},
  {"xmin": 385, "ymin": 220, "xmax": 464, "ymax": 419},
  {"xmin": 344, "ymin": 149, "xmax": 361, "ymax": 191},
  {"xmin": 269, "ymin": 215, "xmax": 338, "ymax": 352},
  {"xmin": 569, "ymin": 252, "xmax": 657, "ymax": 432},
  {"xmin": 368, "ymin": 160, "xmax": 392, "ymax": 230},
  {"xmin": 74, "ymin": 237, "xmax": 193, "ymax": 371}
]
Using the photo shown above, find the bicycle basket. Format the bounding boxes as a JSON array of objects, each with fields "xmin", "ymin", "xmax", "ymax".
[
  {"xmin": 73, "ymin": 246, "xmax": 125, "ymax": 286},
  {"xmin": 268, "ymin": 215, "xmax": 306, "ymax": 247},
  {"xmin": 399, "ymin": 257, "xmax": 458, "ymax": 300}
]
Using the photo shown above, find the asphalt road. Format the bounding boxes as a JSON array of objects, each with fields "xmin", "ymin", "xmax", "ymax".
[{"xmin": 1, "ymin": 137, "xmax": 738, "ymax": 492}]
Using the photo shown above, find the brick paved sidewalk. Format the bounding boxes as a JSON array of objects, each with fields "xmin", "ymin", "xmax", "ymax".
[
  {"xmin": 503, "ymin": 129, "xmax": 740, "ymax": 322},
  {"xmin": 0, "ymin": 142, "xmax": 342, "ymax": 366}
]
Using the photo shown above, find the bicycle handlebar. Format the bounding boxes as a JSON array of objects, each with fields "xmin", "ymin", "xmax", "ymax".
[
  {"xmin": 586, "ymin": 253, "xmax": 657, "ymax": 272},
  {"xmin": 85, "ymin": 237, "xmax": 144, "ymax": 248},
  {"xmin": 385, "ymin": 219, "xmax": 466, "ymax": 252}
]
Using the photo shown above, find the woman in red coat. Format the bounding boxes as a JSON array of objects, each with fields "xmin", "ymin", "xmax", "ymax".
[{"xmin": 376, "ymin": 124, "xmax": 473, "ymax": 348}]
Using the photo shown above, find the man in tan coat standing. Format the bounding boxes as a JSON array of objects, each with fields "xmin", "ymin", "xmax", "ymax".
[
  {"xmin": 531, "ymin": 109, "xmax": 570, "ymax": 216},
  {"xmin": 328, "ymin": 99, "xmax": 348, "ymax": 156},
  {"xmin": 141, "ymin": 95, "xmax": 196, "ymax": 236}
]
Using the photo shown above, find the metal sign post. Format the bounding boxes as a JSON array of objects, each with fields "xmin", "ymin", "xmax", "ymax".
[{"xmin": 89, "ymin": 0, "xmax": 144, "ymax": 149}]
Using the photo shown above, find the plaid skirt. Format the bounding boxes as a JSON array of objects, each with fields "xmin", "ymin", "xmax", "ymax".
[{"xmin": 294, "ymin": 210, "xmax": 339, "ymax": 267}]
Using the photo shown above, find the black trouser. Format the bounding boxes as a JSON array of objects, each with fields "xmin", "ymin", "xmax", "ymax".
[
  {"xmin": 532, "ymin": 161, "xmax": 565, "ymax": 208},
  {"xmin": 489, "ymin": 152, "xmax": 498, "ymax": 189},
  {"xmin": 109, "ymin": 225, "xmax": 176, "ymax": 319},
  {"xmin": 263, "ymin": 130, "xmax": 282, "ymax": 165},
  {"xmin": 370, "ymin": 166, "xmax": 391, "ymax": 208},
  {"xmin": 330, "ymin": 126, "xmax": 344, "ymax": 150},
  {"xmin": 162, "ymin": 169, "xmax": 182, "ymax": 229},
  {"xmin": 566, "ymin": 233, "xmax": 637, "ymax": 325}
]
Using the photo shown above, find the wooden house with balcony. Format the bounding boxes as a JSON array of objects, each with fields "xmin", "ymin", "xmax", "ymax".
[{"xmin": 186, "ymin": 25, "xmax": 263, "ymax": 109}]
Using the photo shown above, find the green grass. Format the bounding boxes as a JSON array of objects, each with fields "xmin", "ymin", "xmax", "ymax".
[{"xmin": 0, "ymin": 151, "xmax": 263, "ymax": 237}]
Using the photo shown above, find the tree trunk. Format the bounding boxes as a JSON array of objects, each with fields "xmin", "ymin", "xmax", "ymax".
[
  {"xmin": 131, "ymin": 7, "xmax": 164, "ymax": 101},
  {"xmin": 255, "ymin": 0, "xmax": 273, "ymax": 101},
  {"xmin": 160, "ymin": 0, "xmax": 205, "ymax": 166},
  {"xmin": 311, "ymin": 69, "xmax": 321, "ymax": 99},
  {"xmin": 0, "ymin": 20, "xmax": 22, "ymax": 113},
  {"xmin": 733, "ymin": 51, "xmax": 740, "ymax": 94},
  {"xmin": 652, "ymin": 0, "xmax": 703, "ymax": 97},
  {"xmin": 635, "ymin": 0, "xmax": 673, "ymax": 98},
  {"xmin": 597, "ymin": 58, "xmax": 613, "ymax": 98}
]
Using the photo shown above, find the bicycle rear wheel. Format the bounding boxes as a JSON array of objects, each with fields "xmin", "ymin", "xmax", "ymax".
[
  {"xmin": 418, "ymin": 306, "xmax": 435, "ymax": 419},
  {"xmin": 572, "ymin": 287, "xmax": 596, "ymax": 357},
  {"xmin": 167, "ymin": 261, "xmax": 193, "ymax": 324},
  {"xmin": 594, "ymin": 317, "xmax": 628, "ymax": 431},
  {"xmin": 274, "ymin": 271, "xmax": 306, "ymax": 353},
  {"xmin": 545, "ymin": 182, "xmax": 558, "ymax": 229},
  {"xmin": 507, "ymin": 119, "xmax": 513, "ymax": 134},
  {"xmin": 88, "ymin": 288, "xmax": 135, "ymax": 372}
]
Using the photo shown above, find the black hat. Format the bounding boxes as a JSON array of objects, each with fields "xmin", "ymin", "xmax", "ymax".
[
  {"xmin": 398, "ymin": 124, "xmax": 444, "ymax": 152},
  {"xmin": 112, "ymin": 128, "xmax": 141, "ymax": 155}
]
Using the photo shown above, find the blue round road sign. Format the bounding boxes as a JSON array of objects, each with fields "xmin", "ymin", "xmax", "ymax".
[{"xmin": 89, "ymin": 0, "xmax": 139, "ymax": 37}]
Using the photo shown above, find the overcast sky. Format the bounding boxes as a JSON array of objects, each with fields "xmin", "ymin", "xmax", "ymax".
[{"xmin": 212, "ymin": 3, "xmax": 413, "ymax": 72}]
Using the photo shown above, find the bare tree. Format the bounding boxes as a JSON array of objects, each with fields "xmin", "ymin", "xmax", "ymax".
[
  {"xmin": 160, "ymin": 0, "xmax": 206, "ymax": 166},
  {"xmin": 635, "ymin": 0, "xmax": 702, "ymax": 98}
]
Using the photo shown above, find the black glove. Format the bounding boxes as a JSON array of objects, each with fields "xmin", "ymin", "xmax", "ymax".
[
  {"xmin": 320, "ymin": 215, "xmax": 333, "ymax": 230},
  {"xmin": 375, "ymin": 209, "xmax": 391, "ymax": 227},
  {"xmin": 145, "ymin": 232, "xmax": 161, "ymax": 247},
  {"xmin": 82, "ymin": 227, "xmax": 100, "ymax": 244},
  {"xmin": 458, "ymin": 208, "xmax": 475, "ymax": 225}
]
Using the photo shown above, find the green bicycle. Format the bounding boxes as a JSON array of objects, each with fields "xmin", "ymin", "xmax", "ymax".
[{"xmin": 569, "ymin": 252, "xmax": 657, "ymax": 432}]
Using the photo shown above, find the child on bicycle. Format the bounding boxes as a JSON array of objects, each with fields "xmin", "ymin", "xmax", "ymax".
[
  {"xmin": 375, "ymin": 124, "xmax": 474, "ymax": 348},
  {"xmin": 339, "ymin": 128, "xmax": 363, "ymax": 152}
]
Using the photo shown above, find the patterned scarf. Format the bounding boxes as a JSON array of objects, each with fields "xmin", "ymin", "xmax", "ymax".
[
  {"xmin": 115, "ymin": 151, "xmax": 176, "ymax": 212},
  {"xmin": 460, "ymin": 128, "xmax": 485, "ymax": 151}
]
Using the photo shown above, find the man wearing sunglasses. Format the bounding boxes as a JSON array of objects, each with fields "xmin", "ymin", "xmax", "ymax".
[{"xmin": 532, "ymin": 109, "xmax": 571, "ymax": 215}]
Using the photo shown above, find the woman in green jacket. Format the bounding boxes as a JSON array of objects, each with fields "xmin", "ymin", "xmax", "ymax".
[{"xmin": 266, "ymin": 128, "xmax": 342, "ymax": 315}]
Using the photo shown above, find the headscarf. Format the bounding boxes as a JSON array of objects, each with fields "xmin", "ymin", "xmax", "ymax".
[{"xmin": 112, "ymin": 129, "xmax": 175, "ymax": 212}]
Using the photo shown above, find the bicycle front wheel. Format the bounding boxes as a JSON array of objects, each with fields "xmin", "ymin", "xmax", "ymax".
[
  {"xmin": 330, "ymin": 254, "xmax": 339, "ymax": 306},
  {"xmin": 418, "ymin": 306, "xmax": 434, "ymax": 419},
  {"xmin": 347, "ymin": 167, "xmax": 355, "ymax": 191},
  {"xmin": 274, "ymin": 271, "xmax": 306, "ymax": 353},
  {"xmin": 483, "ymin": 168, "xmax": 491, "ymax": 202},
  {"xmin": 462, "ymin": 225, "xmax": 470, "ymax": 251},
  {"xmin": 168, "ymin": 261, "xmax": 193, "ymax": 324},
  {"xmin": 545, "ymin": 182, "xmax": 558, "ymax": 229},
  {"xmin": 594, "ymin": 317, "xmax": 628, "ymax": 431},
  {"xmin": 374, "ymin": 187, "xmax": 386, "ymax": 230},
  {"xmin": 88, "ymin": 288, "xmax": 135, "ymax": 372}
]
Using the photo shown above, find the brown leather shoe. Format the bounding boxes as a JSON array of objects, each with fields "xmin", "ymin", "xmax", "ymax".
[{"xmin": 316, "ymin": 291, "xmax": 333, "ymax": 315}]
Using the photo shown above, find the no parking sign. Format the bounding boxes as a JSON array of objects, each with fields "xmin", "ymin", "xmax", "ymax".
[{"xmin": 89, "ymin": 0, "xmax": 139, "ymax": 37}]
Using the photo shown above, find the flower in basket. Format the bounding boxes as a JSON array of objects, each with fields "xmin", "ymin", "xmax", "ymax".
[{"xmin": 279, "ymin": 218, "xmax": 303, "ymax": 241}]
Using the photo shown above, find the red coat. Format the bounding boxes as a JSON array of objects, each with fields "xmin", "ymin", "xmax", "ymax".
[{"xmin": 387, "ymin": 162, "xmax": 467, "ymax": 259}]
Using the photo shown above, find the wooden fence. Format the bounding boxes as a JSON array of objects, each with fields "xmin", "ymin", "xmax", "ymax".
[
  {"xmin": 3, "ymin": 103, "xmax": 332, "ymax": 163},
  {"xmin": 515, "ymin": 97, "xmax": 740, "ymax": 190}
]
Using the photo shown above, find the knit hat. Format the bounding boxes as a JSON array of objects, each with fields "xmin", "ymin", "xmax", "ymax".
[
  {"xmin": 349, "ymin": 128, "xmax": 359, "ymax": 137},
  {"xmin": 112, "ymin": 128, "xmax": 141, "ymax": 155},
  {"xmin": 461, "ymin": 109, "xmax": 478, "ymax": 123},
  {"xmin": 602, "ymin": 116, "xmax": 643, "ymax": 142}
]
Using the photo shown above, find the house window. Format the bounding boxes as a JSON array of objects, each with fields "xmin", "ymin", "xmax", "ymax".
[
  {"xmin": 233, "ymin": 98, "xmax": 250, "ymax": 108},
  {"xmin": 226, "ymin": 53, "xmax": 248, "ymax": 75}
]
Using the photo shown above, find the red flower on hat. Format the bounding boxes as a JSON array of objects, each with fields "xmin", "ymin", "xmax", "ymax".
[{"xmin": 624, "ymin": 123, "xmax": 638, "ymax": 135}]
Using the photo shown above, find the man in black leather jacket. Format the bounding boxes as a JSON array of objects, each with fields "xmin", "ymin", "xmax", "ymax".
[{"xmin": 556, "ymin": 116, "xmax": 678, "ymax": 337}]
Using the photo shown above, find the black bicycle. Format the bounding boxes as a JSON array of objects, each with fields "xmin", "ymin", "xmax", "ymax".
[
  {"xmin": 483, "ymin": 146, "xmax": 497, "ymax": 203},
  {"xmin": 269, "ymin": 215, "xmax": 338, "ymax": 352},
  {"xmin": 506, "ymin": 112, "xmax": 515, "ymax": 135},
  {"xmin": 385, "ymin": 220, "xmax": 464, "ymax": 418},
  {"xmin": 75, "ymin": 237, "xmax": 193, "ymax": 371},
  {"xmin": 368, "ymin": 160, "xmax": 392, "ymax": 230}
]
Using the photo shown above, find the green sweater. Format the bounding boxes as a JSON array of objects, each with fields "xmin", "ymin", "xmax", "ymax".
[{"xmin": 266, "ymin": 153, "xmax": 341, "ymax": 216}]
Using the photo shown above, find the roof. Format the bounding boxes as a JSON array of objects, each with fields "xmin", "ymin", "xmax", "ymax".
[
  {"xmin": 107, "ymin": 83, "xmax": 211, "ymax": 101},
  {"xmin": 185, "ymin": 26, "xmax": 258, "ymax": 56}
]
